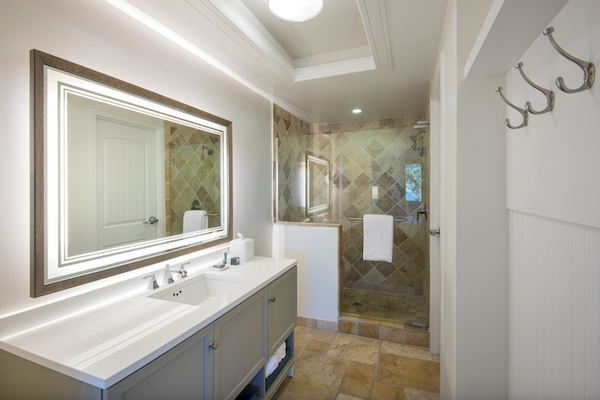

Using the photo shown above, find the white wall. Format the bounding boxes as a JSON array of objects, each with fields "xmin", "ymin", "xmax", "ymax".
[
  {"xmin": 0, "ymin": 0, "xmax": 272, "ymax": 317},
  {"xmin": 507, "ymin": 1, "xmax": 600, "ymax": 398},
  {"xmin": 435, "ymin": 1, "xmax": 510, "ymax": 398},
  {"xmin": 273, "ymin": 224, "xmax": 339, "ymax": 323},
  {"xmin": 455, "ymin": 74, "xmax": 508, "ymax": 400}
]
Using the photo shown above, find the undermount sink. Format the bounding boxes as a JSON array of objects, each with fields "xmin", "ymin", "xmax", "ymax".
[{"xmin": 149, "ymin": 273, "xmax": 247, "ymax": 306}]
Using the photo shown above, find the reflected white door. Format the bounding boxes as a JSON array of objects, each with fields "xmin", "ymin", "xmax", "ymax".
[{"xmin": 91, "ymin": 111, "xmax": 163, "ymax": 251}]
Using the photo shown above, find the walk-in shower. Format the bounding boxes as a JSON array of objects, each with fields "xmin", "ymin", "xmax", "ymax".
[{"xmin": 275, "ymin": 112, "xmax": 430, "ymax": 327}]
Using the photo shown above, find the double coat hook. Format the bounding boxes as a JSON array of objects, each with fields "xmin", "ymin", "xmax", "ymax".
[
  {"xmin": 515, "ymin": 62, "xmax": 554, "ymax": 114},
  {"xmin": 543, "ymin": 26, "xmax": 595, "ymax": 93},
  {"xmin": 496, "ymin": 86, "xmax": 529, "ymax": 129}
]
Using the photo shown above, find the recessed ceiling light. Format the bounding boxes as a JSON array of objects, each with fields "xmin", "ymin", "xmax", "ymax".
[
  {"xmin": 269, "ymin": 0, "xmax": 323, "ymax": 22},
  {"xmin": 352, "ymin": 108, "xmax": 362, "ymax": 114}
]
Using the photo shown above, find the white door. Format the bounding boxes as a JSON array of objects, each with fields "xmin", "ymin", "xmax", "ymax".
[{"xmin": 91, "ymin": 111, "xmax": 163, "ymax": 251}]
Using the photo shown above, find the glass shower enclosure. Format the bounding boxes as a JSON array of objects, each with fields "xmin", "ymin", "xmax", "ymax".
[{"xmin": 275, "ymin": 120, "xmax": 430, "ymax": 326}]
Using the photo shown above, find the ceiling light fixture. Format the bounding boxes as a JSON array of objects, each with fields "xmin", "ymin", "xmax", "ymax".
[
  {"xmin": 352, "ymin": 108, "xmax": 362, "ymax": 114},
  {"xmin": 269, "ymin": 0, "xmax": 323, "ymax": 22}
]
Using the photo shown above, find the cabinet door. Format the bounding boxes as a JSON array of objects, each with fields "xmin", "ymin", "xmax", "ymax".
[
  {"xmin": 212, "ymin": 288, "xmax": 267, "ymax": 400},
  {"xmin": 105, "ymin": 324, "xmax": 213, "ymax": 400},
  {"xmin": 267, "ymin": 267, "xmax": 297, "ymax": 357}
]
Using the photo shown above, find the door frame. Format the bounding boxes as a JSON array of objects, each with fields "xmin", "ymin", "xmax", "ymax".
[{"xmin": 429, "ymin": 55, "xmax": 444, "ymax": 356}]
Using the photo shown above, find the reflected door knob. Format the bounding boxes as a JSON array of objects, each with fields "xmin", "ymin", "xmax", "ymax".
[{"xmin": 143, "ymin": 216, "xmax": 159, "ymax": 224}]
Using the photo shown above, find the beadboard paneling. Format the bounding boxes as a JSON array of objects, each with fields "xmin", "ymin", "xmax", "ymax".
[{"xmin": 509, "ymin": 211, "xmax": 600, "ymax": 400}]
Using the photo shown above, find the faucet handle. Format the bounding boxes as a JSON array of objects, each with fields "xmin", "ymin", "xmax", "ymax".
[
  {"xmin": 142, "ymin": 273, "xmax": 159, "ymax": 290},
  {"xmin": 179, "ymin": 262, "xmax": 189, "ymax": 278}
]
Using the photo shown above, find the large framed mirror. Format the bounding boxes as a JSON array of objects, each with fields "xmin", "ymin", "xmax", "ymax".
[{"xmin": 31, "ymin": 50, "xmax": 232, "ymax": 297}]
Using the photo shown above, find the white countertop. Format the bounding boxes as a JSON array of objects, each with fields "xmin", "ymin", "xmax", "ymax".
[{"xmin": 0, "ymin": 256, "xmax": 297, "ymax": 389}]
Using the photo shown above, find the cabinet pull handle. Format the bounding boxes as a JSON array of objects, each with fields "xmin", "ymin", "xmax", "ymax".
[
  {"xmin": 269, "ymin": 296, "xmax": 276, "ymax": 303},
  {"xmin": 208, "ymin": 341, "xmax": 218, "ymax": 350}
]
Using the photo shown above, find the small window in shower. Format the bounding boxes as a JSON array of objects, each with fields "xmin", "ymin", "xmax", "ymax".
[{"xmin": 405, "ymin": 163, "xmax": 422, "ymax": 203}]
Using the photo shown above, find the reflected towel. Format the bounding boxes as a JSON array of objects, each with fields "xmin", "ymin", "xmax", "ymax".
[
  {"xmin": 183, "ymin": 210, "xmax": 208, "ymax": 233},
  {"xmin": 363, "ymin": 214, "xmax": 394, "ymax": 263}
]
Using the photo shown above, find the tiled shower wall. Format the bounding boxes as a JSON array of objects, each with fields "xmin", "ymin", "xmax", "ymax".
[
  {"xmin": 313, "ymin": 118, "xmax": 429, "ymax": 295},
  {"xmin": 273, "ymin": 104, "xmax": 429, "ymax": 295},
  {"xmin": 164, "ymin": 121, "xmax": 221, "ymax": 236},
  {"xmin": 274, "ymin": 104, "xmax": 341, "ymax": 223}
]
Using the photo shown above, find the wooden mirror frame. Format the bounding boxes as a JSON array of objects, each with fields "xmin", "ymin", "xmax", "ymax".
[{"xmin": 31, "ymin": 50, "xmax": 233, "ymax": 297}]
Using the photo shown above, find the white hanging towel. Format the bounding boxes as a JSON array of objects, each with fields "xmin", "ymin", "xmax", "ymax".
[
  {"xmin": 363, "ymin": 214, "xmax": 394, "ymax": 263},
  {"xmin": 183, "ymin": 210, "xmax": 208, "ymax": 233}
]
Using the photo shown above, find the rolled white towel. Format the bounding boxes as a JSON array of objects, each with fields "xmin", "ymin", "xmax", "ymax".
[
  {"xmin": 274, "ymin": 341, "xmax": 286, "ymax": 360},
  {"xmin": 266, "ymin": 355, "xmax": 279, "ymax": 377},
  {"xmin": 266, "ymin": 342, "xmax": 287, "ymax": 378}
]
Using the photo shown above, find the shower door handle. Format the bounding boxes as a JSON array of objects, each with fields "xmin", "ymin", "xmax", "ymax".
[{"xmin": 430, "ymin": 228, "xmax": 440, "ymax": 237}]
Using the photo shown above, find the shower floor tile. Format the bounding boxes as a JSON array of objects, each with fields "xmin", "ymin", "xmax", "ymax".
[{"xmin": 340, "ymin": 288, "xmax": 428, "ymax": 326}]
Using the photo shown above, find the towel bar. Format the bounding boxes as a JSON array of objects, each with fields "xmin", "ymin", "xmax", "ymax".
[{"xmin": 347, "ymin": 216, "xmax": 408, "ymax": 235}]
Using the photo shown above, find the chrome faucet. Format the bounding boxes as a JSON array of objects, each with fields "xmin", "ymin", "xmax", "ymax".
[
  {"xmin": 142, "ymin": 273, "xmax": 159, "ymax": 290},
  {"xmin": 163, "ymin": 262, "xmax": 190, "ymax": 284}
]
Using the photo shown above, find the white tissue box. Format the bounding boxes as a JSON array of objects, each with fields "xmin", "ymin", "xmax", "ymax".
[{"xmin": 230, "ymin": 236, "xmax": 254, "ymax": 262}]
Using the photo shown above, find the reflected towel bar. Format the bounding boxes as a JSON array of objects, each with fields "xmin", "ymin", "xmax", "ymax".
[{"xmin": 347, "ymin": 216, "xmax": 408, "ymax": 235}]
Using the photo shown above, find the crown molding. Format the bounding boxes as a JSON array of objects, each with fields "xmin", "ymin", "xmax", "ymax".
[
  {"xmin": 356, "ymin": 0, "xmax": 393, "ymax": 72},
  {"xmin": 187, "ymin": 0, "xmax": 296, "ymax": 85},
  {"xmin": 198, "ymin": 0, "xmax": 391, "ymax": 85},
  {"xmin": 294, "ymin": 57, "xmax": 376, "ymax": 82}
]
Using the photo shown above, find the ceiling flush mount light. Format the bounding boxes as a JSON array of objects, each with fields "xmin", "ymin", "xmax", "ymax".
[
  {"xmin": 269, "ymin": 0, "xmax": 323, "ymax": 22},
  {"xmin": 352, "ymin": 108, "xmax": 362, "ymax": 114}
]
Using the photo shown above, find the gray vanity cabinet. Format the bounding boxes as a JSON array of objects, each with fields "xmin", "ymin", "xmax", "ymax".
[
  {"xmin": 104, "ymin": 324, "xmax": 214, "ymax": 400},
  {"xmin": 105, "ymin": 288, "xmax": 267, "ymax": 400},
  {"xmin": 267, "ymin": 268, "xmax": 297, "ymax": 357}
]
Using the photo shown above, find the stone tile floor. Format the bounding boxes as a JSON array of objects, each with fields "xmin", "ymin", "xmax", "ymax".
[
  {"xmin": 273, "ymin": 326, "xmax": 440, "ymax": 400},
  {"xmin": 340, "ymin": 288, "xmax": 428, "ymax": 326}
]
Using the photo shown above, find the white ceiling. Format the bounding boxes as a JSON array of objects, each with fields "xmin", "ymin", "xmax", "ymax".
[
  {"xmin": 240, "ymin": 0, "xmax": 369, "ymax": 60},
  {"xmin": 113, "ymin": 0, "xmax": 448, "ymax": 124}
]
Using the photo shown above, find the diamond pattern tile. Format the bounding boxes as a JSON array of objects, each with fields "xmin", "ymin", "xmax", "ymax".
[{"xmin": 166, "ymin": 121, "xmax": 221, "ymax": 236}]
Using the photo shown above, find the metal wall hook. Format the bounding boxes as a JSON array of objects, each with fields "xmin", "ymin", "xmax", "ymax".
[
  {"xmin": 543, "ymin": 26, "xmax": 595, "ymax": 93},
  {"xmin": 515, "ymin": 62, "xmax": 555, "ymax": 114},
  {"xmin": 496, "ymin": 86, "xmax": 529, "ymax": 129}
]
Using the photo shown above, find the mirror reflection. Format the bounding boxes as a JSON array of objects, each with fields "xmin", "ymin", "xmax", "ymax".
[
  {"xmin": 166, "ymin": 121, "xmax": 221, "ymax": 236},
  {"xmin": 305, "ymin": 152, "xmax": 330, "ymax": 216},
  {"xmin": 66, "ymin": 94, "xmax": 222, "ymax": 258}
]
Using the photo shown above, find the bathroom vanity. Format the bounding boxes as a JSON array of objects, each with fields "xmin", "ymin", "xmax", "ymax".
[{"xmin": 0, "ymin": 257, "xmax": 297, "ymax": 400}]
